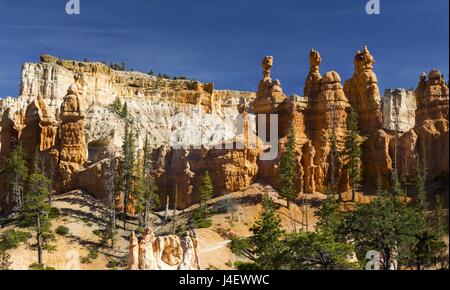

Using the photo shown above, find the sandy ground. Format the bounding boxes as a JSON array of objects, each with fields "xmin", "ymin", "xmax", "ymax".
[
  {"xmin": 1, "ymin": 183, "xmax": 321, "ymax": 270},
  {"xmin": 2, "ymin": 191, "xmax": 130, "ymax": 270},
  {"xmin": 2, "ymin": 184, "xmax": 447, "ymax": 270}
]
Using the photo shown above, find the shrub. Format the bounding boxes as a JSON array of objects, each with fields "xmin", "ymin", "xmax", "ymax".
[
  {"xmin": 87, "ymin": 248, "xmax": 99, "ymax": 260},
  {"xmin": 55, "ymin": 226, "xmax": 69, "ymax": 236},
  {"xmin": 28, "ymin": 263, "xmax": 55, "ymax": 270},
  {"xmin": 48, "ymin": 207, "xmax": 61, "ymax": 219},
  {"xmin": 80, "ymin": 247, "xmax": 99, "ymax": 264},
  {"xmin": 106, "ymin": 258, "xmax": 127, "ymax": 269},
  {"xmin": 192, "ymin": 218, "xmax": 212, "ymax": 229},
  {"xmin": 0, "ymin": 230, "xmax": 32, "ymax": 249}
]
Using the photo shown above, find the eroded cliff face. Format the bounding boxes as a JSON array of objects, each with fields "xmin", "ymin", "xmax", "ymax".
[
  {"xmin": 0, "ymin": 55, "xmax": 257, "ymax": 212},
  {"xmin": 343, "ymin": 47, "xmax": 393, "ymax": 189},
  {"xmin": 307, "ymin": 71, "xmax": 351, "ymax": 193},
  {"xmin": 398, "ymin": 70, "xmax": 449, "ymax": 183},
  {"xmin": 6, "ymin": 54, "xmax": 255, "ymax": 150},
  {"xmin": 0, "ymin": 50, "xmax": 448, "ymax": 213},
  {"xmin": 252, "ymin": 49, "xmax": 448, "ymax": 198}
]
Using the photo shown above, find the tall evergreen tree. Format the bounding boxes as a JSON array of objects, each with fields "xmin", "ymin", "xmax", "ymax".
[
  {"xmin": 279, "ymin": 126, "xmax": 297, "ymax": 208},
  {"xmin": 3, "ymin": 145, "xmax": 28, "ymax": 212},
  {"xmin": 104, "ymin": 149, "xmax": 117, "ymax": 248},
  {"xmin": 21, "ymin": 157, "xmax": 54, "ymax": 266},
  {"xmin": 343, "ymin": 108, "xmax": 362, "ymax": 202},
  {"xmin": 198, "ymin": 171, "xmax": 213, "ymax": 220},
  {"xmin": 192, "ymin": 171, "xmax": 213, "ymax": 228},
  {"xmin": 121, "ymin": 120, "xmax": 136, "ymax": 230},
  {"xmin": 135, "ymin": 137, "xmax": 159, "ymax": 230},
  {"xmin": 415, "ymin": 151, "xmax": 428, "ymax": 211}
]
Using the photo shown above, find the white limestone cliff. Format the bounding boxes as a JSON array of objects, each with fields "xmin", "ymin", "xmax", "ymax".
[{"xmin": 382, "ymin": 88, "xmax": 416, "ymax": 133}]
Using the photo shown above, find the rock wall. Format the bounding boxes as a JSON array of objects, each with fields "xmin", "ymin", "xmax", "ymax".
[
  {"xmin": 253, "ymin": 49, "xmax": 448, "ymax": 197},
  {"xmin": 0, "ymin": 55, "xmax": 257, "ymax": 213},
  {"xmin": 254, "ymin": 55, "xmax": 308, "ymax": 194},
  {"xmin": 398, "ymin": 70, "xmax": 449, "ymax": 182},
  {"xmin": 255, "ymin": 53, "xmax": 351, "ymax": 195},
  {"xmin": 0, "ymin": 50, "xmax": 448, "ymax": 213},
  {"xmin": 152, "ymin": 111, "xmax": 260, "ymax": 209},
  {"xmin": 3, "ymin": 54, "xmax": 256, "ymax": 151}
]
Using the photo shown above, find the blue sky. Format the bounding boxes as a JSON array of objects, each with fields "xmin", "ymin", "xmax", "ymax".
[{"xmin": 0, "ymin": 0, "xmax": 448, "ymax": 97}]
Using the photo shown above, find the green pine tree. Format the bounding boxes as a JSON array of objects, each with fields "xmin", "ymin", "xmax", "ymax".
[
  {"xmin": 278, "ymin": 231, "xmax": 358, "ymax": 270},
  {"xmin": 104, "ymin": 150, "xmax": 117, "ymax": 248},
  {"xmin": 199, "ymin": 171, "xmax": 213, "ymax": 219},
  {"xmin": 193, "ymin": 171, "xmax": 213, "ymax": 228},
  {"xmin": 279, "ymin": 126, "xmax": 297, "ymax": 208},
  {"xmin": 3, "ymin": 145, "xmax": 28, "ymax": 212},
  {"xmin": 121, "ymin": 120, "xmax": 136, "ymax": 230},
  {"xmin": 135, "ymin": 137, "xmax": 159, "ymax": 230},
  {"xmin": 21, "ymin": 157, "xmax": 55, "ymax": 267},
  {"xmin": 415, "ymin": 151, "xmax": 428, "ymax": 211},
  {"xmin": 398, "ymin": 162, "xmax": 448, "ymax": 270},
  {"xmin": 343, "ymin": 108, "xmax": 362, "ymax": 202}
]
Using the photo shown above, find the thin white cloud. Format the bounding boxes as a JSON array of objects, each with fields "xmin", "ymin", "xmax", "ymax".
[{"xmin": 0, "ymin": 24, "xmax": 145, "ymax": 35}]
